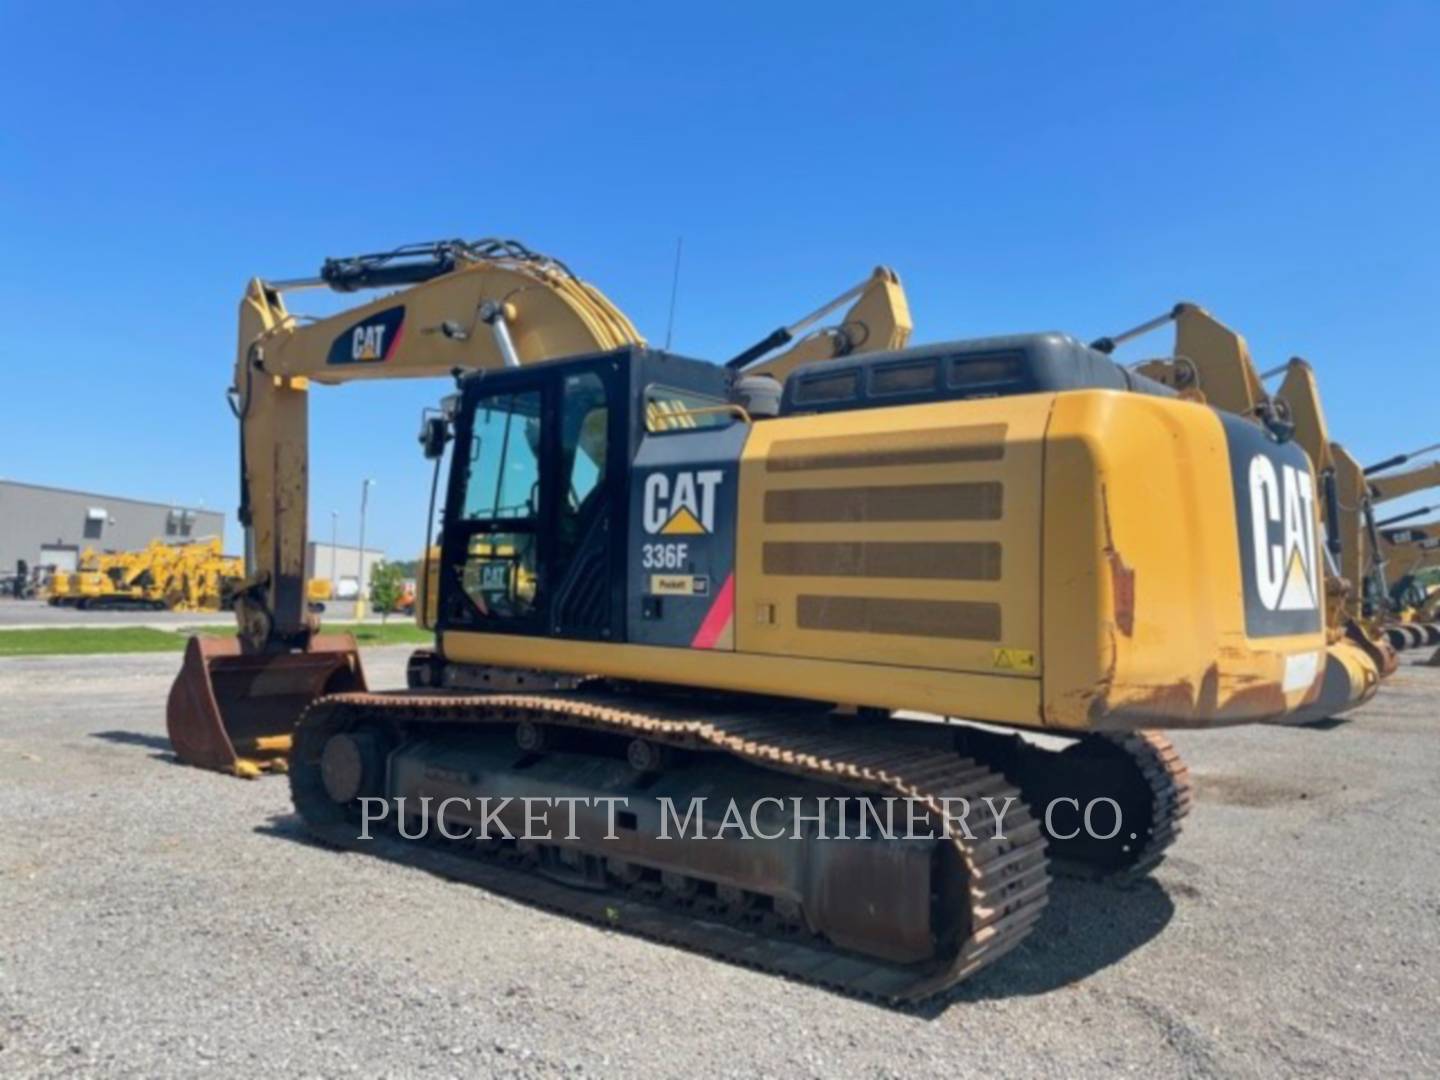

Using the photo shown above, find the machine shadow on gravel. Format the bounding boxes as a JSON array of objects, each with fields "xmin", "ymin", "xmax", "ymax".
[
  {"xmin": 91, "ymin": 729, "xmax": 178, "ymax": 756},
  {"xmin": 256, "ymin": 812, "xmax": 1175, "ymax": 1015},
  {"xmin": 918, "ymin": 877, "xmax": 1176, "ymax": 1015}
]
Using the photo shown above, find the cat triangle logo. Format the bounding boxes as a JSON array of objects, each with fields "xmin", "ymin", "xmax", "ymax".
[
  {"xmin": 661, "ymin": 507, "xmax": 707, "ymax": 535},
  {"xmin": 643, "ymin": 470, "xmax": 723, "ymax": 535},
  {"xmin": 1276, "ymin": 546, "xmax": 1318, "ymax": 611}
]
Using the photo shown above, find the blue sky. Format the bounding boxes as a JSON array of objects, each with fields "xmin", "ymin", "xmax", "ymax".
[{"xmin": 3, "ymin": 2, "xmax": 1438, "ymax": 557}]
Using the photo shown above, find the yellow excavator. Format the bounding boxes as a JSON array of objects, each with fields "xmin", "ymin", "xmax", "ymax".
[
  {"xmin": 170, "ymin": 239, "xmax": 1353, "ymax": 1001},
  {"xmin": 1358, "ymin": 444, "xmax": 1440, "ymax": 648},
  {"xmin": 1375, "ymin": 519, "xmax": 1440, "ymax": 649}
]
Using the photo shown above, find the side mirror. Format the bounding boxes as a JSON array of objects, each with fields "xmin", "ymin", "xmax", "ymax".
[{"xmin": 418, "ymin": 410, "xmax": 451, "ymax": 460}]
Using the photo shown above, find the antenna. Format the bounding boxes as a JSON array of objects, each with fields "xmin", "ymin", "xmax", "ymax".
[{"xmin": 664, "ymin": 237, "xmax": 683, "ymax": 351}]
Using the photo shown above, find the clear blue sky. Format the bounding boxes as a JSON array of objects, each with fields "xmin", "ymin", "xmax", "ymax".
[{"xmin": 3, "ymin": 2, "xmax": 1438, "ymax": 557}]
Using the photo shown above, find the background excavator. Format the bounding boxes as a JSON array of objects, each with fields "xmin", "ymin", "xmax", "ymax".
[
  {"xmin": 169, "ymin": 238, "xmax": 1354, "ymax": 1001},
  {"xmin": 1361, "ymin": 444, "xmax": 1440, "ymax": 650},
  {"xmin": 1376, "ymin": 521, "xmax": 1440, "ymax": 649}
]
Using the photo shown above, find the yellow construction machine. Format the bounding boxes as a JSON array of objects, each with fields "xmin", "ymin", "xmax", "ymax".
[
  {"xmin": 44, "ymin": 568, "xmax": 76, "ymax": 604},
  {"xmin": 48, "ymin": 551, "xmax": 99, "ymax": 608},
  {"xmin": 1357, "ymin": 444, "xmax": 1440, "ymax": 649},
  {"xmin": 170, "ymin": 238, "xmax": 1354, "ymax": 1001},
  {"xmin": 45, "ymin": 538, "xmax": 241, "ymax": 611},
  {"xmin": 49, "ymin": 548, "xmax": 119, "ymax": 607},
  {"xmin": 47, "ymin": 546, "xmax": 164, "ymax": 610},
  {"xmin": 1375, "ymin": 520, "xmax": 1440, "ymax": 650},
  {"xmin": 163, "ymin": 538, "xmax": 244, "ymax": 612}
]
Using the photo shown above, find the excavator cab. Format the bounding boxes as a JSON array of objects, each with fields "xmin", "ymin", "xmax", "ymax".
[{"xmin": 433, "ymin": 347, "xmax": 731, "ymax": 644}]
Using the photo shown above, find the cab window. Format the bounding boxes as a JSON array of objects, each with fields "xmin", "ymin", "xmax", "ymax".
[
  {"xmin": 463, "ymin": 392, "xmax": 541, "ymax": 521},
  {"xmin": 645, "ymin": 384, "xmax": 731, "ymax": 433},
  {"xmin": 458, "ymin": 390, "xmax": 541, "ymax": 620}
]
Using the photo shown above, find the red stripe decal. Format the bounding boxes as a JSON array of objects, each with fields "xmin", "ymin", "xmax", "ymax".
[{"xmin": 690, "ymin": 573, "xmax": 735, "ymax": 650}]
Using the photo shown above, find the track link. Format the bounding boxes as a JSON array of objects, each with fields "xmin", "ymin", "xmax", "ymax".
[
  {"xmin": 952, "ymin": 726, "xmax": 1192, "ymax": 880},
  {"xmin": 1096, "ymin": 731, "xmax": 1192, "ymax": 879},
  {"xmin": 290, "ymin": 689, "xmax": 1051, "ymax": 1003}
]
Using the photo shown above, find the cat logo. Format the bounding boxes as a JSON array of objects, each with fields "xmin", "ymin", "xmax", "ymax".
[
  {"xmin": 1248, "ymin": 455, "xmax": 1319, "ymax": 613},
  {"xmin": 352, "ymin": 324, "xmax": 389, "ymax": 361},
  {"xmin": 326, "ymin": 306, "xmax": 405, "ymax": 365},
  {"xmin": 643, "ymin": 470, "xmax": 723, "ymax": 535}
]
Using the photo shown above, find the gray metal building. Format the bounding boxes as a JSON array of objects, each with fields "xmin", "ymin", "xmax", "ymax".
[
  {"xmin": 305, "ymin": 541, "xmax": 385, "ymax": 599},
  {"xmin": 0, "ymin": 481, "xmax": 225, "ymax": 574}
]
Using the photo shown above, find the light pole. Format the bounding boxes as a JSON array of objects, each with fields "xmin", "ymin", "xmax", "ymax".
[
  {"xmin": 355, "ymin": 479, "xmax": 374, "ymax": 618},
  {"xmin": 329, "ymin": 510, "xmax": 339, "ymax": 600}
]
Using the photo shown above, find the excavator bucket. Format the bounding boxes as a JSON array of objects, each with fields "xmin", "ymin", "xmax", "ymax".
[{"xmin": 166, "ymin": 634, "xmax": 367, "ymax": 778}]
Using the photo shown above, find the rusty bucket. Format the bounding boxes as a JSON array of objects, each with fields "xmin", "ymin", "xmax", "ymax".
[{"xmin": 166, "ymin": 634, "xmax": 368, "ymax": 778}]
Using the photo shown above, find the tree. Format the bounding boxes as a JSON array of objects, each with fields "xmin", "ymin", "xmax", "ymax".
[
  {"xmin": 369, "ymin": 561, "xmax": 406, "ymax": 623},
  {"xmin": 384, "ymin": 558, "xmax": 422, "ymax": 579}
]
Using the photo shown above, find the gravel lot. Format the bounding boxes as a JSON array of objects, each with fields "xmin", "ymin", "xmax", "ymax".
[{"xmin": 2, "ymin": 648, "xmax": 1438, "ymax": 1078}]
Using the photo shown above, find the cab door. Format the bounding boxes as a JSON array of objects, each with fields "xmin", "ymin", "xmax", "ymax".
[{"xmin": 438, "ymin": 359, "xmax": 624, "ymax": 641}]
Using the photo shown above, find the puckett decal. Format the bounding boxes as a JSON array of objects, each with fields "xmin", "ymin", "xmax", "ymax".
[
  {"xmin": 326, "ymin": 306, "xmax": 405, "ymax": 365},
  {"xmin": 642, "ymin": 470, "xmax": 723, "ymax": 535}
]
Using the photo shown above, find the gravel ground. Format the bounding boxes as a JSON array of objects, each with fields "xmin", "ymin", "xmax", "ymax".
[{"xmin": 1, "ymin": 648, "xmax": 1438, "ymax": 1078}]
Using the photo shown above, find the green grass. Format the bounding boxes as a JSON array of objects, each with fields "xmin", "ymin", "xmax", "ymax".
[
  {"xmin": 193, "ymin": 621, "xmax": 431, "ymax": 646},
  {"xmin": 0, "ymin": 627, "xmax": 187, "ymax": 656},
  {"xmin": 327, "ymin": 621, "xmax": 432, "ymax": 646},
  {"xmin": 0, "ymin": 620, "xmax": 431, "ymax": 657}
]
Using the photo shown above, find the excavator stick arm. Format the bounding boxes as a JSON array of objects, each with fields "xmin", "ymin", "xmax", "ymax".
[
  {"xmin": 1368, "ymin": 458, "xmax": 1440, "ymax": 505},
  {"xmin": 732, "ymin": 267, "xmax": 912, "ymax": 384}
]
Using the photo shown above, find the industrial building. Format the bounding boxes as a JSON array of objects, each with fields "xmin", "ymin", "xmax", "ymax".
[
  {"xmin": 0, "ymin": 480, "xmax": 225, "ymax": 575},
  {"xmin": 305, "ymin": 541, "xmax": 385, "ymax": 600}
]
